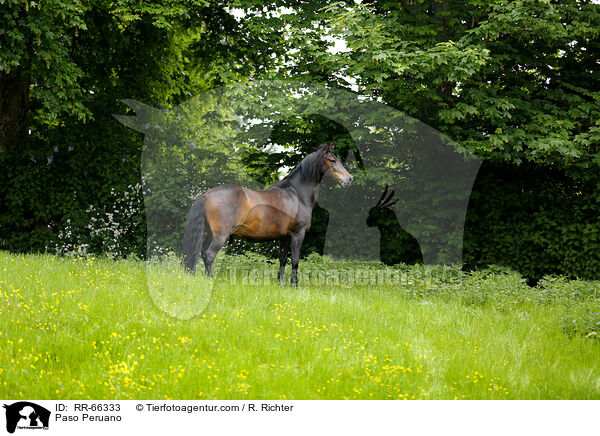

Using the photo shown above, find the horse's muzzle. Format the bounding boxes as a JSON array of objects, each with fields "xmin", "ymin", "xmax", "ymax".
[{"xmin": 341, "ymin": 175, "xmax": 354, "ymax": 187}]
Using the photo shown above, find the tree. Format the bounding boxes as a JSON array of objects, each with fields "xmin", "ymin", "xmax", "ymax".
[
  {"xmin": 1, "ymin": 0, "xmax": 85, "ymax": 151},
  {"xmin": 0, "ymin": 0, "xmax": 286, "ymax": 153},
  {"xmin": 301, "ymin": 0, "xmax": 600, "ymax": 172},
  {"xmin": 0, "ymin": 0, "xmax": 285, "ymax": 253},
  {"xmin": 235, "ymin": 0, "xmax": 600, "ymax": 277}
]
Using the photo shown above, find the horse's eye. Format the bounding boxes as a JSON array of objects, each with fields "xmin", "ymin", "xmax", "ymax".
[{"xmin": 328, "ymin": 158, "xmax": 336, "ymax": 163}]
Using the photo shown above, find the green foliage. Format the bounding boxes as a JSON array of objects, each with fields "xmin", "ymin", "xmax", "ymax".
[
  {"xmin": 562, "ymin": 304, "xmax": 600, "ymax": 340},
  {"xmin": 464, "ymin": 162, "xmax": 600, "ymax": 279},
  {"xmin": 0, "ymin": 0, "xmax": 283, "ymax": 255},
  {"xmin": 0, "ymin": 0, "xmax": 90, "ymax": 124},
  {"xmin": 0, "ymin": 118, "xmax": 147, "ymax": 255},
  {"xmin": 307, "ymin": 0, "xmax": 600, "ymax": 171},
  {"xmin": 0, "ymin": 0, "xmax": 222, "ymax": 127}
]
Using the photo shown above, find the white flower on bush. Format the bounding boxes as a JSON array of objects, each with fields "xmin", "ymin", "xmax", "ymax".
[{"xmin": 48, "ymin": 183, "xmax": 144, "ymax": 257}]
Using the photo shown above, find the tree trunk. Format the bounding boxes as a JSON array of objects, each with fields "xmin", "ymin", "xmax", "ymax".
[{"xmin": 0, "ymin": 69, "xmax": 29, "ymax": 153}]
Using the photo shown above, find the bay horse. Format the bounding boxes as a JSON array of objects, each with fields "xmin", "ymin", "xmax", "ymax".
[{"xmin": 182, "ymin": 144, "xmax": 353, "ymax": 285}]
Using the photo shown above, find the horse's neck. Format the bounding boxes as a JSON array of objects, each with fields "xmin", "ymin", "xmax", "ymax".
[
  {"xmin": 288, "ymin": 174, "xmax": 322, "ymax": 208},
  {"xmin": 311, "ymin": 184, "xmax": 321, "ymax": 206},
  {"xmin": 302, "ymin": 183, "xmax": 320, "ymax": 208}
]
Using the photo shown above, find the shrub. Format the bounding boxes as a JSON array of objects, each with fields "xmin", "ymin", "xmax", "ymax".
[
  {"xmin": 47, "ymin": 183, "xmax": 145, "ymax": 258},
  {"xmin": 561, "ymin": 304, "xmax": 600, "ymax": 340}
]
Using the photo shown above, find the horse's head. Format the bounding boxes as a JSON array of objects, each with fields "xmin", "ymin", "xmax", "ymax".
[
  {"xmin": 322, "ymin": 144, "xmax": 353, "ymax": 187},
  {"xmin": 367, "ymin": 185, "xmax": 398, "ymax": 227}
]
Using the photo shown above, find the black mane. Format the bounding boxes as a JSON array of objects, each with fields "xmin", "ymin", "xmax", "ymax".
[{"xmin": 270, "ymin": 146, "xmax": 325, "ymax": 189}]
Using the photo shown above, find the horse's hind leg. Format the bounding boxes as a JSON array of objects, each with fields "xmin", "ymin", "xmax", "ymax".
[
  {"xmin": 201, "ymin": 229, "xmax": 213, "ymax": 270},
  {"xmin": 278, "ymin": 237, "xmax": 290, "ymax": 284},
  {"xmin": 202, "ymin": 233, "xmax": 228, "ymax": 278}
]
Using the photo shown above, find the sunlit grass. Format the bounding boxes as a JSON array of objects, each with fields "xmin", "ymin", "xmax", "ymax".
[{"xmin": 0, "ymin": 251, "xmax": 599, "ymax": 399}]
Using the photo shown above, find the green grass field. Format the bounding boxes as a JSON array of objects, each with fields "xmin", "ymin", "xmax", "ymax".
[{"xmin": 1, "ymin": 251, "xmax": 599, "ymax": 399}]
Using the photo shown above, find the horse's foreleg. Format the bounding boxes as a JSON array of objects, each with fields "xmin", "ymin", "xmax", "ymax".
[
  {"xmin": 278, "ymin": 238, "xmax": 291, "ymax": 284},
  {"xmin": 290, "ymin": 230, "xmax": 305, "ymax": 286},
  {"xmin": 202, "ymin": 233, "xmax": 228, "ymax": 278}
]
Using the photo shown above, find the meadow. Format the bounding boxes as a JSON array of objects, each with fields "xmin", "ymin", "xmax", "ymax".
[{"xmin": 1, "ymin": 250, "xmax": 599, "ymax": 400}]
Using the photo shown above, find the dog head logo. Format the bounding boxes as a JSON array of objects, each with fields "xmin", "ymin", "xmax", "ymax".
[{"xmin": 3, "ymin": 402, "xmax": 50, "ymax": 434}]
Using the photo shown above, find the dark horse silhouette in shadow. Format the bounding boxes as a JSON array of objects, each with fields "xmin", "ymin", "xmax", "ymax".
[
  {"xmin": 182, "ymin": 144, "xmax": 353, "ymax": 285},
  {"xmin": 367, "ymin": 186, "xmax": 423, "ymax": 266}
]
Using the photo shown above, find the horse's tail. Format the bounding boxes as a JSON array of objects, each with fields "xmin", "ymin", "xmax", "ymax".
[{"xmin": 182, "ymin": 195, "xmax": 206, "ymax": 273}]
